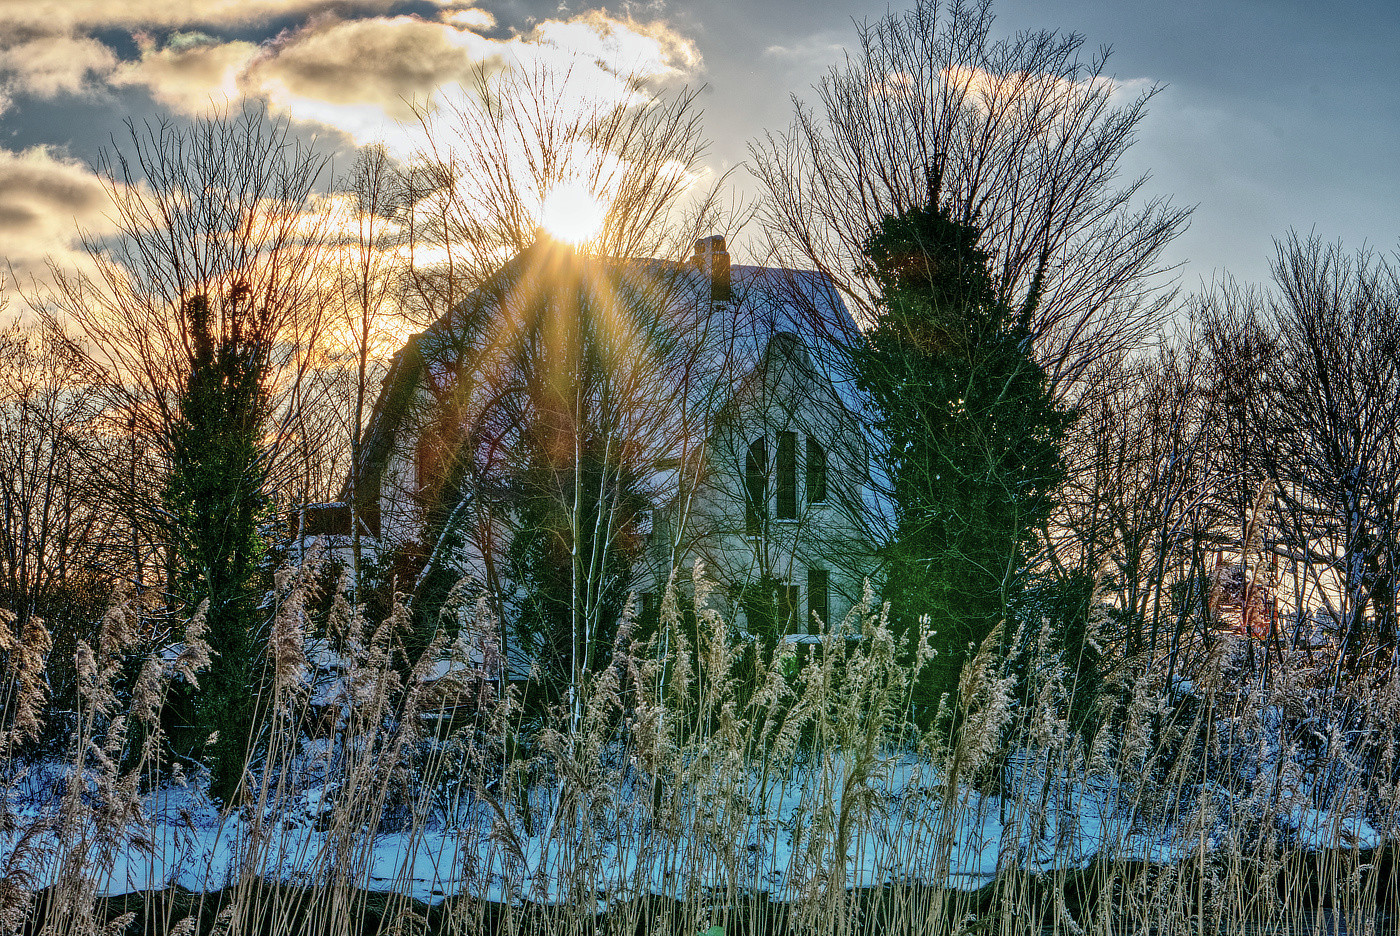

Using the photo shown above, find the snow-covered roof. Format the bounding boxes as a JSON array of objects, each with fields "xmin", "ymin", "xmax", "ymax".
[{"xmin": 361, "ymin": 242, "xmax": 853, "ymax": 449}]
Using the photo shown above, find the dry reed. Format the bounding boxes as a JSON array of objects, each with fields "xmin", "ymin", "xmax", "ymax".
[{"xmin": 2, "ymin": 558, "xmax": 1398, "ymax": 936}]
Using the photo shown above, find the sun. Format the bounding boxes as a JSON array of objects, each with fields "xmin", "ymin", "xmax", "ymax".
[{"xmin": 538, "ymin": 178, "xmax": 608, "ymax": 245}]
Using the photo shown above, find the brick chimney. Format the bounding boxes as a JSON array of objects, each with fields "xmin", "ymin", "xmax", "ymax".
[{"xmin": 693, "ymin": 235, "xmax": 731, "ymax": 302}]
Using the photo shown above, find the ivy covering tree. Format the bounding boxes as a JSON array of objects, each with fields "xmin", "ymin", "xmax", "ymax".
[
  {"xmin": 165, "ymin": 289, "xmax": 271, "ymax": 805},
  {"xmin": 45, "ymin": 108, "xmax": 329, "ymax": 805},
  {"xmin": 857, "ymin": 203, "xmax": 1072, "ymax": 723}
]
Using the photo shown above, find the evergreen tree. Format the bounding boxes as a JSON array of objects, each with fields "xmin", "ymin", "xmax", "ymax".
[
  {"xmin": 164, "ymin": 289, "xmax": 271, "ymax": 804},
  {"xmin": 856, "ymin": 204, "xmax": 1072, "ymax": 724},
  {"xmin": 43, "ymin": 108, "xmax": 329, "ymax": 805}
]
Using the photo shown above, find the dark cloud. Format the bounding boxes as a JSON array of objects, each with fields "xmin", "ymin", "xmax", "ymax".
[
  {"xmin": 0, "ymin": 35, "xmax": 118, "ymax": 106},
  {"xmin": 0, "ymin": 205, "xmax": 40, "ymax": 227},
  {"xmin": 0, "ymin": 150, "xmax": 108, "ymax": 213},
  {"xmin": 0, "ymin": 0, "xmax": 408, "ymax": 34},
  {"xmin": 247, "ymin": 16, "xmax": 490, "ymax": 118}
]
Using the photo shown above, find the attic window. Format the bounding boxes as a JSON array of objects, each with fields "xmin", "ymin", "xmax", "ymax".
[
  {"xmin": 776, "ymin": 431, "xmax": 797, "ymax": 519},
  {"xmin": 745, "ymin": 437, "xmax": 766, "ymax": 536},
  {"xmin": 806, "ymin": 436, "xmax": 827, "ymax": 504}
]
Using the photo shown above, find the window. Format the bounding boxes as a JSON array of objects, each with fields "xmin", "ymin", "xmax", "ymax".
[
  {"xmin": 807, "ymin": 569, "xmax": 829, "ymax": 633},
  {"xmin": 745, "ymin": 437, "xmax": 767, "ymax": 535},
  {"xmin": 806, "ymin": 436, "xmax": 827, "ymax": 504},
  {"xmin": 776, "ymin": 430, "xmax": 797, "ymax": 519},
  {"xmin": 777, "ymin": 583, "xmax": 800, "ymax": 634}
]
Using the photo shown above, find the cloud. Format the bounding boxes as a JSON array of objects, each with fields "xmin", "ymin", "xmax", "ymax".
[
  {"xmin": 108, "ymin": 9, "xmax": 701, "ymax": 151},
  {"xmin": 0, "ymin": 0, "xmax": 417, "ymax": 111},
  {"xmin": 0, "ymin": 34, "xmax": 118, "ymax": 103},
  {"xmin": 1109, "ymin": 76, "xmax": 1159, "ymax": 105},
  {"xmin": 0, "ymin": 0, "xmax": 701, "ymax": 128},
  {"xmin": 441, "ymin": 6, "xmax": 494, "ymax": 31},
  {"xmin": 0, "ymin": 3, "xmax": 705, "ymax": 307},
  {"xmin": 111, "ymin": 38, "xmax": 259, "ymax": 114},
  {"xmin": 0, "ymin": 146, "xmax": 118, "ymax": 292},
  {"xmin": 938, "ymin": 64, "xmax": 1156, "ymax": 110},
  {"xmin": 763, "ymin": 30, "xmax": 847, "ymax": 69},
  {"xmin": 246, "ymin": 16, "xmax": 498, "ymax": 121},
  {"xmin": 0, "ymin": 0, "xmax": 404, "ymax": 34},
  {"xmin": 528, "ymin": 11, "xmax": 699, "ymax": 79}
]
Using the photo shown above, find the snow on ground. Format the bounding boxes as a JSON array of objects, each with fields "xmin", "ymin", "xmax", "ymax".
[{"xmin": 2, "ymin": 748, "xmax": 1385, "ymax": 906}]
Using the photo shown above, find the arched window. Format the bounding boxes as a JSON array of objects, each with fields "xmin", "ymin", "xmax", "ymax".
[
  {"xmin": 416, "ymin": 431, "xmax": 444, "ymax": 492},
  {"xmin": 745, "ymin": 437, "xmax": 766, "ymax": 536},
  {"xmin": 806, "ymin": 436, "xmax": 827, "ymax": 504}
]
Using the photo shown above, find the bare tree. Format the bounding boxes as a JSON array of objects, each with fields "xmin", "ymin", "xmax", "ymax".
[
  {"xmin": 0, "ymin": 318, "xmax": 116, "ymax": 625},
  {"xmin": 303, "ymin": 144, "xmax": 412, "ymax": 588},
  {"xmin": 751, "ymin": 0, "xmax": 1189, "ymax": 393},
  {"xmin": 1201, "ymin": 235, "xmax": 1400, "ymax": 682},
  {"xmin": 1056, "ymin": 340, "xmax": 1231, "ymax": 677},
  {"xmin": 402, "ymin": 62, "xmax": 721, "ymax": 316},
  {"xmin": 0, "ymin": 315, "xmax": 127, "ymax": 742},
  {"xmin": 43, "ymin": 106, "xmax": 331, "ymax": 508}
]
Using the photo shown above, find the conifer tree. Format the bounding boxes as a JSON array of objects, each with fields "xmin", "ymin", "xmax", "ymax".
[
  {"xmin": 164, "ymin": 289, "xmax": 271, "ymax": 805},
  {"xmin": 856, "ymin": 203, "xmax": 1072, "ymax": 722}
]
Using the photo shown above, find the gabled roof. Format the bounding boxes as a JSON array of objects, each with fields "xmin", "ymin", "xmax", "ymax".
[{"xmin": 707, "ymin": 264, "xmax": 867, "ymax": 418}]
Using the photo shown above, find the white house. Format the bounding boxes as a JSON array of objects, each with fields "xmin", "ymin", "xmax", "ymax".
[
  {"xmin": 308, "ymin": 234, "xmax": 886, "ymax": 655},
  {"xmin": 638, "ymin": 238, "xmax": 883, "ymax": 636}
]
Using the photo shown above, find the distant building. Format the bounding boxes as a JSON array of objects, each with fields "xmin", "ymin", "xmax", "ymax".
[{"xmin": 1209, "ymin": 552, "xmax": 1278, "ymax": 639}]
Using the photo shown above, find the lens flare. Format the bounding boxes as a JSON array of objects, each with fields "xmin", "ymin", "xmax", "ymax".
[{"xmin": 538, "ymin": 179, "xmax": 607, "ymax": 245}]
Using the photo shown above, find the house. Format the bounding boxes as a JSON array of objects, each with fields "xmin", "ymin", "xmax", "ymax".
[{"xmin": 308, "ymin": 234, "xmax": 886, "ymax": 669}]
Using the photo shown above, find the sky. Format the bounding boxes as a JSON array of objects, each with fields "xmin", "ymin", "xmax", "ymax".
[{"xmin": 0, "ymin": 0, "xmax": 1396, "ymax": 306}]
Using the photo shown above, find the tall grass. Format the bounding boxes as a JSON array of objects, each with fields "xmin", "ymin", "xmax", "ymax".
[{"xmin": 3, "ymin": 559, "xmax": 1399, "ymax": 936}]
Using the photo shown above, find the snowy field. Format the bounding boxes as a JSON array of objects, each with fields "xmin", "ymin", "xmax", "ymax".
[
  {"xmin": 4, "ymin": 587, "xmax": 1397, "ymax": 936},
  {"xmin": 3, "ymin": 745, "xmax": 1385, "ymax": 908}
]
